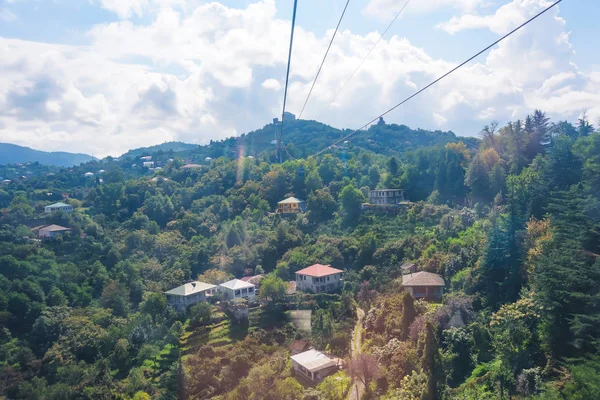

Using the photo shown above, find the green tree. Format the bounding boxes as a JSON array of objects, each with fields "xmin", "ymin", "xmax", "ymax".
[
  {"xmin": 197, "ymin": 269, "xmax": 234, "ymax": 284},
  {"xmin": 143, "ymin": 193, "xmax": 174, "ymax": 226},
  {"xmin": 307, "ymin": 188, "xmax": 337, "ymax": 222},
  {"xmin": 305, "ymin": 170, "xmax": 324, "ymax": 193},
  {"xmin": 46, "ymin": 287, "xmax": 67, "ymax": 307},
  {"xmin": 141, "ymin": 292, "xmax": 167, "ymax": 320},
  {"xmin": 340, "ymin": 184, "xmax": 364, "ymax": 223},
  {"xmin": 189, "ymin": 302, "xmax": 212, "ymax": 328},
  {"xmin": 259, "ymin": 274, "xmax": 287, "ymax": 304}
]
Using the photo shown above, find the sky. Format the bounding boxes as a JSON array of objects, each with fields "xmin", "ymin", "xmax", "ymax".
[{"xmin": 0, "ymin": 0, "xmax": 598, "ymax": 157}]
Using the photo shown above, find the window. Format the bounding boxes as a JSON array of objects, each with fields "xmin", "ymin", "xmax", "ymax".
[
  {"xmin": 235, "ymin": 290, "xmax": 240, "ymax": 296},
  {"xmin": 248, "ymin": 287, "xmax": 254, "ymax": 293},
  {"xmin": 242, "ymin": 288, "xmax": 247, "ymax": 294},
  {"xmin": 327, "ymin": 276, "xmax": 330, "ymax": 281}
]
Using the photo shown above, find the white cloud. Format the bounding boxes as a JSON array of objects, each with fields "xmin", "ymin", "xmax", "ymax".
[
  {"xmin": 0, "ymin": 0, "xmax": 599, "ymax": 156},
  {"xmin": 437, "ymin": 0, "xmax": 558, "ymax": 35},
  {"xmin": 478, "ymin": 107, "xmax": 497, "ymax": 120},
  {"xmin": 433, "ymin": 113, "xmax": 448, "ymax": 125},
  {"xmin": 262, "ymin": 78, "xmax": 282, "ymax": 91},
  {"xmin": 364, "ymin": 0, "xmax": 487, "ymax": 19},
  {"xmin": 0, "ymin": 8, "xmax": 16, "ymax": 21}
]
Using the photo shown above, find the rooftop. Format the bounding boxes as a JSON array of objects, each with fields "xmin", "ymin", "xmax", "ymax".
[
  {"xmin": 46, "ymin": 202, "xmax": 71, "ymax": 208},
  {"xmin": 40, "ymin": 225, "xmax": 71, "ymax": 232},
  {"xmin": 402, "ymin": 271, "xmax": 445, "ymax": 287},
  {"xmin": 401, "ymin": 262, "xmax": 416, "ymax": 270},
  {"xmin": 240, "ymin": 275, "xmax": 263, "ymax": 285},
  {"xmin": 291, "ymin": 349, "xmax": 338, "ymax": 372},
  {"xmin": 291, "ymin": 340, "xmax": 310, "ymax": 353},
  {"xmin": 164, "ymin": 281, "xmax": 217, "ymax": 296},
  {"xmin": 296, "ymin": 264, "xmax": 343, "ymax": 277},
  {"xmin": 278, "ymin": 197, "xmax": 305, "ymax": 204},
  {"xmin": 371, "ymin": 188, "xmax": 403, "ymax": 191},
  {"xmin": 180, "ymin": 164, "xmax": 202, "ymax": 169},
  {"xmin": 219, "ymin": 279, "xmax": 255, "ymax": 290}
]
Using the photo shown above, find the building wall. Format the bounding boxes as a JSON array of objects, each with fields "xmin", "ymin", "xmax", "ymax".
[
  {"xmin": 292, "ymin": 361, "xmax": 337, "ymax": 382},
  {"xmin": 369, "ymin": 190, "xmax": 404, "ymax": 205},
  {"xmin": 296, "ymin": 273, "xmax": 343, "ymax": 293},
  {"xmin": 220, "ymin": 286, "xmax": 256, "ymax": 300},
  {"xmin": 405, "ymin": 286, "xmax": 443, "ymax": 300},
  {"xmin": 39, "ymin": 230, "xmax": 66, "ymax": 238},
  {"xmin": 166, "ymin": 289, "xmax": 215, "ymax": 311},
  {"xmin": 45, "ymin": 206, "xmax": 73, "ymax": 213}
]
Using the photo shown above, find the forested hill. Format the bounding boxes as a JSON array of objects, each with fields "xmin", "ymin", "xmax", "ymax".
[
  {"xmin": 0, "ymin": 143, "xmax": 96, "ymax": 167},
  {"xmin": 109, "ymin": 118, "xmax": 477, "ymax": 166},
  {"xmin": 119, "ymin": 142, "xmax": 199, "ymax": 159},
  {"xmin": 233, "ymin": 118, "xmax": 478, "ymax": 160},
  {"xmin": 1, "ymin": 110, "xmax": 600, "ymax": 399}
]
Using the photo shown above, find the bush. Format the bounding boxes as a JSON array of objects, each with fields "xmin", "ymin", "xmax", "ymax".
[{"xmin": 189, "ymin": 302, "xmax": 212, "ymax": 328}]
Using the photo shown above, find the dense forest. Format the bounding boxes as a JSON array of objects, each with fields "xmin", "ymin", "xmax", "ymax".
[{"xmin": 0, "ymin": 111, "xmax": 599, "ymax": 399}]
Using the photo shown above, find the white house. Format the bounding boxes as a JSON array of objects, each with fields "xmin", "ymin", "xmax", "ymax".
[
  {"xmin": 295, "ymin": 264, "xmax": 344, "ymax": 293},
  {"xmin": 143, "ymin": 161, "xmax": 155, "ymax": 168},
  {"xmin": 84, "ymin": 172, "xmax": 94, "ymax": 177},
  {"xmin": 164, "ymin": 281, "xmax": 217, "ymax": 311},
  {"xmin": 44, "ymin": 202, "xmax": 73, "ymax": 213},
  {"xmin": 369, "ymin": 189, "xmax": 405, "ymax": 205},
  {"xmin": 291, "ymin": 349, "xmax": 339, "ymax": 382},
  {"xmin": 218, "ymin": 279, "xmax": 256, "ymax": 301},
  {"xmin": 36, "ymin": 225, "xmax": 71, "ymax": 238}
]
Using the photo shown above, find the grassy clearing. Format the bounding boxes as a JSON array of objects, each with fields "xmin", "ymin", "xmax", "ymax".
[{"xmin": 182, "ymin": 305, "xmax": 284, "ymax": 356}]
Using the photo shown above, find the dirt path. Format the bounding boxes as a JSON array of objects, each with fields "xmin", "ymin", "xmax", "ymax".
[{"xmin": 348, "ymin": 308, "xmax": 365, "ymax": 400}]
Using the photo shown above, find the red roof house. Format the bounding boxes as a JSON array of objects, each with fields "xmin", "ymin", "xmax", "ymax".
[{"xmin": 295, "ymin": 264, "xmax": 344, "ymax": 293}]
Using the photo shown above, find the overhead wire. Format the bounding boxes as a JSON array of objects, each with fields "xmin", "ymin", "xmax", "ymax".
[
  {"xmin": 297, "ymin": 0, "xmax": 352, "ymax": 120},
  {"xmin": 310, "ymin": 0, "xmax": 564, "ymax": 158},
  {"xmin": 329, "ymin": 0, "xmax": 411, "ymax": 106},
  {"xmin": 277, "ymin": 0, "xmax": 299, "ymax": 162}
]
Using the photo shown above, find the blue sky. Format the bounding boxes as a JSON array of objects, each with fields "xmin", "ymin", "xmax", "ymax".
[{"xmin": 0, "ymin": 0, "xmax": 598, "ymax": 156}]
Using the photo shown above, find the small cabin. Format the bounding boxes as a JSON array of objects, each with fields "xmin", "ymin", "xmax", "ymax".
[
  {"xmin": 277, "ymin": 197, "xmax": 306, "ymax": 214},
  {"xmin": 402, "ymin": 271, "xmax": 445, "ymax": 301}
]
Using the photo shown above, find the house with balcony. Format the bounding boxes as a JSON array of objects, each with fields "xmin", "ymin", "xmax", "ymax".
[
  {"xmin": 44, "ymin": 202, "xmax": 73, "ymax": 213},
  {"xmin": 164, "ymin": 281, "xmax": 217, "ymax": 311},
  {"xmin": 34, "ymin": 225, "xmax": 71, "ymax": 239},
  {"xmin": 277, "ymin": 197, "xmax": 306, "ymax": 214},
  {"xmin": 402, "ymin": 271, "xmax": 445, "ymax": 301},
  {"xmin": 219, "ymin": 279, "xmax": 256, "ymax": 301},
  {"xmin": 369, "ymin": 189, "xmax": 405, "ymax": 205},
  {"xmin": 291, "ymin": 349, "xmax": 339, "ymax": 382},
  {"xmin": 295, "ymin": 264, "xmax": 344, "ymax": 293}
]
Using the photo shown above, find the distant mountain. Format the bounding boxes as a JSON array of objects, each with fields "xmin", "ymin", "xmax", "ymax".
[
  {"xmin": 112, "ymin": 119, "xmax": 479, "ymax": 165},
  {"xmin": 234, "ymin": 118, "xmax": 479, "ymax": 159},
  {"xmin": 0, "ymin": 143, "xmax": 96, "ymax": 167},
  {"xmin": 120, "ymin": 142, "xmax": 199, "ymax": 159}
]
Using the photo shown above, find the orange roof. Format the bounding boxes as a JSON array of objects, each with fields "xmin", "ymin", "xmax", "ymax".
[{"xmin": 296, "ymin": 264, "xmax": 343, "ymax": 277}]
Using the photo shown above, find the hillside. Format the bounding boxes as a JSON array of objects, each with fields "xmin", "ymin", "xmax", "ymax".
[
  {"xmin": 0, "ymin": 143, "xmax": 96, "ymax": 167},
  {"xmin": 238, "ymin": 118, "xmax": 479, "ymax": 159},
  {"xmin": 1, "ymin": 110, "xmax": 598, "ymax": 399},
  {"xmin": 119, "ymin": 141, "xmax": 199, "ymax": 159}
]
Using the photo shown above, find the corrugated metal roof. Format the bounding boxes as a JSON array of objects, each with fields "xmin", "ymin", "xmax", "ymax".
[
  {"xmin": 46, "ymin": 202, "xmax": 71, "ymax": 208},
  {"xmin": 278, "ymin": 197, "xmax": 305, "ymax": 204},
  {"xmin": 219, "ymin": 279, "xmax": 255, "ymax": 290},
  {"xmin": 291, "ymin": 349, "xmax": 337, "ymax": 372},
  {"xmin": 402, "ymin": 271, "xmax": 445, "ymax": 287},
  {"xmin": 40, "ymin": 225, "xmax": 71, "ymax": 232},
  {"xmin": 164, "ymin": 281, "xmax": 217, "ymax": 296}
]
